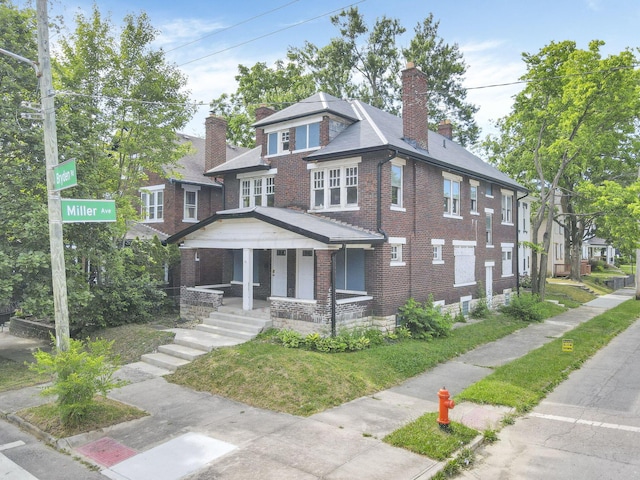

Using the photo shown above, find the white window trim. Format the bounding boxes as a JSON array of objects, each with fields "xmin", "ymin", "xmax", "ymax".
[
  {"xmin": 443, "ymin": 172, "xmax": 463, "ymax": 219},
  {"xmin": 292, "ymin": 122, "xmax": 322, "ymax": 153},
  {"xmin": 470, "ymin": 179, "xmax": 479, "ymax": 215},
  {"xmin": 183, "ymin": 185, "xmax": 200, "ymax": 223},
  {"xmin": 307, "ymin": 158, "xmax": 361, "ymax": 213},
  {"xmin": 389, "ymin": 237, "xmax": 406, "ymax": 267},
  {"xmin": 391, "ymin": 158, "xmax": 406, "ymax": 211},
  {"xmin": 453, "ymin": 241, "xmax": 476, "ymax": 287},
  {"xmin": 140, "ymin": 184, "xmax": 165, "ymax": 223},
  {"xmin": 238, "ymin": 171, "xmax": 276, "ymax": 208},
  {"xmin": 501, "ymin": 189, "xmax": 514, "ymax": 225},
  {"xmin": 485, "ymin": 208, "xmax": 494, "ymax": 248},
  {"xmin": 432, "ymin": 238, "xmax": 445, "ymax": 265},
  {"xmin": 501, "ymin": 243, "xmax": 514, "ymax": 278},
  {"xmin": 460, "ymin": 295, "xmax": 473, "ymax": 316}
]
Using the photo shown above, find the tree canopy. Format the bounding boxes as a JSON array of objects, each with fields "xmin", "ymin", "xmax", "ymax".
[
  {"xmin": 212, "ymin": 7, "xmax": 479, "ymax": 147},
  {"xmin": 484, "ymin": 40, "xmax": 640, "ymax": 296}
]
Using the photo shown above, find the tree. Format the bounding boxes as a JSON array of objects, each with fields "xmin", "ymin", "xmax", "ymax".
[
  {"xmin": 485, "ymin": 40, "xmax": 640, "ymax": 297},
  {"xmin": 213, "ymin": 7, "xmax": 479, "ymax": 147},
  {"xmin": 0, "ymin": 2, "xmax": 192, "ymax": 325}
]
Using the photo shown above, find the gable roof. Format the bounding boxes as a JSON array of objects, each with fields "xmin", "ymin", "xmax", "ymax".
[
  {"xmin": 252, "ymin": 92, "xmax": 359, "ymax": 127},
  {"xmin": 166, "ymin": 206, "xmax": 385, "ymax": 245}
]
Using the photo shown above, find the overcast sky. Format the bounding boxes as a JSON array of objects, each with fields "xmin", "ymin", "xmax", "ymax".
[{"xmin": 14, "ymin": 0, "xmax": 640, "ymax": 141}]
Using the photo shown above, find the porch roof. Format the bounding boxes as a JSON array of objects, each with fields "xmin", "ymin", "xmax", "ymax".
[{"xmin": 166, "ymin": 206, "xmax": 385, "ymax": 247}]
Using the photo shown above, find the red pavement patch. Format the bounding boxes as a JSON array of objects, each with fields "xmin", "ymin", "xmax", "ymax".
[{"xmin": 76, "ymin": 437, "xmax": 137, "ymax": 467}]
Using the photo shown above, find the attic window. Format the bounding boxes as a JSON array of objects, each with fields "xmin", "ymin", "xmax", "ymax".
[
  {"xmin": 267, "ymin": 130, "xmax": 290, "ymax": 155},
  {"xmin": 295, "ymin": 123, "xmax": 320, "ymax": 150}
]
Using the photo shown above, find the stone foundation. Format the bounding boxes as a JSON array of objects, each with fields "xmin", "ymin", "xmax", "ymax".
[{"xmin": 180, "ymin": 286, "xmax": 224, "ymax": 322}]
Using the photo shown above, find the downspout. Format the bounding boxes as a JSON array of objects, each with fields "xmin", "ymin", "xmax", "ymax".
[
  {"xmin": 377, "ymin": 149, "xmax": 399, "ymax": 240},
  {"xmin": 516, "ymin": 191, "xmax": 528, "ymax": 296}
]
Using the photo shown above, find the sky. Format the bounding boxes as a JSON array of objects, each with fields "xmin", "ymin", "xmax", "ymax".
[{"xmin": 14, "ymin": 0, "xmax": 640, "ymax": 141}]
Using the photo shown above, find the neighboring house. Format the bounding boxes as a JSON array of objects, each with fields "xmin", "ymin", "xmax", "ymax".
[
  {"xmin": 129, "ymin": 133, "xmax": 249, "ymax": 288},
  {"xmin": 583, "ymin": 236, "xmax": 616, "ymax": 265},
  {"xmin": 167, "ymin": 63, "xmax": 525, "ymax": 334},
  {"xmin": 518, "ymin": 195, "xmax": 532, "ymax": 278},
  {"xmin": 535, "ymin": 190, "xmax": 568, "ymax": 277}
]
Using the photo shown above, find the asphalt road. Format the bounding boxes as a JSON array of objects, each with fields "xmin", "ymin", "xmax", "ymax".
[{"xmin": 459, "ymin": 310, "xmax": 640, "ymax": 480}]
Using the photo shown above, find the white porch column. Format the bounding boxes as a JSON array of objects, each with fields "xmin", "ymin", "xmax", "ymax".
[{"xmin": 242, "ymin": 247, "xmax": 253, "ymax": 310}]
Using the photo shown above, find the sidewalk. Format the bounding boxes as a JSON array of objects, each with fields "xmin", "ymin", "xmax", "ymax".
[{"xmin": 0, "ymin": 288, "xmax": 636, "ymax": 480}]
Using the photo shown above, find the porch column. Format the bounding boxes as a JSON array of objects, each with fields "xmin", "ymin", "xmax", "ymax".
[{"xmin": 242, "ymin": 247, "xmax": 253, "ymax": 310}]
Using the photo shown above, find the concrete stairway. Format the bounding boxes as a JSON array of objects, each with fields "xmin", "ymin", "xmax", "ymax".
[{"xmin": 130, "ymin": 306, "xmax": 272, "ymax": 376}]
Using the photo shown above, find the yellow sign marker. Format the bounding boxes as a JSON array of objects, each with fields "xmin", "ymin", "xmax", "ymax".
[{"xmin": 562, "ymin": 339, "xmax": 574, "ymax": 352}]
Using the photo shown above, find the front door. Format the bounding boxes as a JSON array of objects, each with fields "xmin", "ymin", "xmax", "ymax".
[
  {"xmin": 296, "ymin": 249, "xmax": 315, "ymax": 300},
  {"xmin": 271, "ymin": 249, "xmax": 287, "ymax": 297}
]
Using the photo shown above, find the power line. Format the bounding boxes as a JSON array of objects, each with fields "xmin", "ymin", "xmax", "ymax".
[
  {"xmin": 164, "ymin": 0, "xmax": 301, "ymax": 54},
  {"xmin": 177, "ymin": 0, "xmax": 366, "ymax": 67}
]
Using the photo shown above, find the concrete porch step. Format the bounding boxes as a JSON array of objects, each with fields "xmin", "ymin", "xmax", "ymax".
[
  {"xmin": 158, "ymin": 343, "xmax": 208, "ymax": 361},
  {"xmin": 140, "ymin": 352, "xmax": 190, "ymax": 372},
  {"xmin": 196, "ymin": 323, "xmax": 256, "ymax": 340},
  {"xmin": 172, "ymin": 328, "xmax": 243, "ymax": 351},
  {"xmin": 207, "ymin": 311, "xmax": 271, "ymax": 329}
]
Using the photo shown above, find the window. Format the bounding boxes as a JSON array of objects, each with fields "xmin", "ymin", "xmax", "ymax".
[
  {"xmin": 267, "ymin": 130, "xmax": 290, "ymax": 155},
  {"xmin": 311, "ymin": 163, "xmax": 358, "ymax": 210},
  {"xmin": 335, "ymin": 248, "xmax": 365, "ymax": 292},
  {"xmin": 389, "ymin": 237, "xmax": 406, "ymax": 266},
  {"xmin": 486, "ymin": 183, "xmax": 493, "ymax": 197},
  {"xmin": 443, "ymin": 178, "xmax": 461, "ymax": 216},
  {"xmin": 391, "ymin": 163, "xmax": 403, "ymax": 208},
  {"xmin": 295, "ymin": 123, "xmax": 320, "ymax": 150},
  {"xmin": 501, "ymin": 191, "xmax": 513, "ymax": 224},
  {"xmin": 232, "ymin": 250, "xmax": 260, "ymax": 283},
  {"xmin": 240, "ymin": 176, "xmax": 275, "ymax": 207},
  {"xmin": 485, "ymin": 212, "xmax": 493, "ymax": 245},
  {"xmin": 432, "ymin": 239, "xmax": 444, "ymax": 265},
  {"xmin": 454, "ymin": 243, "xmax": 476, "ymax": 286},
  {"xmin": 502, "ymin": 244, "xmax": 514, "ymax": 277},
  {"xmin": 140, "ymin": 185, "xmax": 164, "ymax": 222},
  {"xmin": 470, "ymin": 184, "xmax": 478, "ymax": 213},
  {"xmin": 183, "ymin": 186, "xmax": 200, "ymax": 222}
]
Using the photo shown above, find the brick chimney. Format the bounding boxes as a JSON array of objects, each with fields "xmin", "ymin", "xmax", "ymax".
[
  {"xmin": 204, "ymin": 115, "xmax": 227, "ymax": 173},
  {"xmin": 438, "ymin": 120, "xmax": 453, "ymax": 140},
  {"xmin": 402, "ymin": 62, "xmax": 429, "ymax": 151},
  {"xmin": 254, "ymin": 104, "xmax": 276, "ymax": 156}
]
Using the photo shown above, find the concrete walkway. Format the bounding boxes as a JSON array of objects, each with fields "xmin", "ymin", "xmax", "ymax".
[{"xmin": 0, "ymin": 288, "xmax": 636, "ymax": 479}]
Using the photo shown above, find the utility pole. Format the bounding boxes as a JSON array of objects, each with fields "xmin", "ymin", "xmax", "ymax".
[
  {"xmin": 636, "ymin": 166, "xmax": 640, "ymax": 300},
  {"xmin": 36, "ymin": 0, "xmax": 70, "ymax": 350}
]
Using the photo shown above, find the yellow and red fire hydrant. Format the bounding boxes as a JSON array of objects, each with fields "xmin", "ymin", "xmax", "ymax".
[{"xmin": 437, "ymin": 387, "xmax": 455, "ymax": 428}]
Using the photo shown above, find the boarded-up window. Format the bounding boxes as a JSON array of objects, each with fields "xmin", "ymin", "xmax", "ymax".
[{"xmin": 454, "ymin": 245, "xmax": 475, "ymax": 285}]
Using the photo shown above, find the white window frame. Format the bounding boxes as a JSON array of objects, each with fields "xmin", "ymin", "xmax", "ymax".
[
  {"xmin": 391, "ymin": 158, "xmax": 406, "ymax": 211},
  {"xmin": 140, "ymin": 184, "xmax": 165, "ymax": 223},
  {"xmin": 308, "ymin": 159, "xmax": 361, "ymax": 212},
  {"xmin": 389, "ymin": 237, "xmax": 406, "ymax": 267},
  {"xmin": 485, "ymin": 208, "xmax": 494, "ymax": 247},
  {"xmin": 443, "ymin": 172, "xmax": 462, "ymax": 218},
  {"xmin": 501, "ymin": 243, "xmax": 514, "ymax": 277},
  {"xmin": 432, "ymin": 238, "xmax": 445, "ymax": 265},
  {"xmin": 460, "ymin": 294, "xmax": 473, "ymax": 316},
  {"xmin": 183, "ymin": 185, "xmax": 200, "ymax": 222},
  {"xmin": 294, "ymin": 122, "xmax": 321, "ymax": 151},
  {"xmin": 501, "ymin": 189, "xmax": 514, "ymax": 225},
  {"xmin": 238, "ymin": 170, "xmax": 276, "ymax": 208},
  {"xmin": 470, "ymin": 179, "xmax": 479, "ymax": 215},
  {"xmin": 453, "ymin": 240, "xmax": 476, "ymax": 287},
  {"xmin": 267, "ymin": 130, "xmax": 290, "ymax": 156}
]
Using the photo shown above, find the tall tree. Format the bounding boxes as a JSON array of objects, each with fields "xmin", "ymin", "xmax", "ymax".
[
  {"xmin": 485, "ymin": 40, "xmax": 640, "ymax": 297},
  {"xmin": 213, "ymin": 7, "xmax": 479, "ymax": 147}
]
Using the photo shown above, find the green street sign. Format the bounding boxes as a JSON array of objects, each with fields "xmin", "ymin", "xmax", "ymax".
[
  {"xmin": 61, "ymin": 199, "xmax": 116, "ymax": 223},
  {"xmin": 53, "ymin": 159, "xmax": 77, "ymax": 191}
]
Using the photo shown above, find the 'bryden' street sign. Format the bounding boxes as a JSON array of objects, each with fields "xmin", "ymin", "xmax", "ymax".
[
  {"xmin": 61, "ymin": 199, "xmax": 116, "ymax": 223},
  {"xmin": 53, "ymin": 159, "xmax": 77, "ymax": 191}
]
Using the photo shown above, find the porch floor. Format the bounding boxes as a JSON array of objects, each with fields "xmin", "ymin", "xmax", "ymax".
[{"xmin": 219, "ymin": 296, "xmax": 270, "ymax": 320}]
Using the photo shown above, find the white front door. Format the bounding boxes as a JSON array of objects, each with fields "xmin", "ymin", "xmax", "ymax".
[
  {"xmin": 271, "ymin": 249, "xmax": 287, "ymax": 297},
  {"xmin": 485, "ymin": 263, "xmax": 494, "ymax": 306},
  {"xmin": 296, "ymin": 249, "xmax": 315, "ymax": 300}
]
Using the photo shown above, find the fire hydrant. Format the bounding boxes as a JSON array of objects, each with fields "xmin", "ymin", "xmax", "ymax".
[{"xmin": 437, "ymin": 387, "xmax": 455, "ymax": 429}]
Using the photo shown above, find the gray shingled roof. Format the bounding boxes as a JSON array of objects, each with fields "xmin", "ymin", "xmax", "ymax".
[
  {"xmin": 125, "ymin": 221, "xmax": 169, "ymax": 241},
  {"xmin": 167, "ymin": 206, "xmax": 385, "ymax": 245},
  {"xmin": 252, "ymin": 92, "xmax": 359, "ymax": 127},
  {"xmin": 205, "ymin": 146, "xmax": 267, "ymax": 175}
]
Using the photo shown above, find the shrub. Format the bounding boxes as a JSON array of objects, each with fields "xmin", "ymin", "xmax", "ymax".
[
  {"xmin": 471, "ymin": 285, "xmax": 490, "ymax": 319},
  {"xmin": 398, "ymin": 296, "xmax": 452, "ymax": 340},
  {"xmin": 29, "ymin": 338, "xmax": 124, "ymax": 426},
  {"xmin": 499, "ymin": 293, "xmax": 543, "ymax": 322},
  {"xmin": 276, "ymin": 329, "xmax": 304, "ymax": 348}
]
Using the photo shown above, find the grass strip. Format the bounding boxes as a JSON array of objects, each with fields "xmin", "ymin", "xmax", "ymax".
[
  {"xmin": 384, "ymin": 413, "xmax": 477, "ymax": 460},
  {"xmin": 167, "ymin": 308, "xmax": 567, "ymax": 416},
  {"xmin": 0, "ymin": 358, "xmax": 48, "ymax": 393},
  {"xmin": 457, "ymin": 299, "xmax": 640, "ymax": 413}
]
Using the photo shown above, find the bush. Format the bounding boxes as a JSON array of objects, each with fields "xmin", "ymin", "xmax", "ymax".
[
  {"xmin": 275, "ymin": 328, "xmax": 375, "ymax": 353},
  {"xmin": 398, "ymin": 297, "xmax": 452, "ymax": 340},
  {"xmin": 29, "ymin": 338, "xmax": 125, "ymax": 426},
  {"xmin": 499, "ymin": 293, "xmax": 543, "ymax": 322}
]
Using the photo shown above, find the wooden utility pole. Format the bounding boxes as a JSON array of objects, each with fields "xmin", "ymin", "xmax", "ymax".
[
  {"xmin": 636, "ymin": 166, "xmax": 640, "ymax": 300},
  {"xmin": 36, "ymin": 0, "xmax": 70, "ymax": 350}
]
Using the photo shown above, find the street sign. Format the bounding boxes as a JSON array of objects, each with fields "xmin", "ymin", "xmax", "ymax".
[
  {"xmin": 562, "ymin": 339, "xmax": 574, "ymax": 352},
  {"xmin": 61, "ymin": 199, "xmax": 116, "ymax": 223},
  {"xmin": 53, "ymin": 159, "xmax": 77, "ymax": 191}
]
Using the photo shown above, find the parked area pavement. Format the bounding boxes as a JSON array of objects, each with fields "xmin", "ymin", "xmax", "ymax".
[{"xmin": 0, "ymin": 288, "xmax": 637, "ymax": 479}]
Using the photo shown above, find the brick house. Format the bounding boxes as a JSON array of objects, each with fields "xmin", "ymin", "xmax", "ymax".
[
  {"xmin": 129, "ymin": 133, "xmax": 249, "ymax": 288},
  {"xmin": 168, "ymin": 64, "xmax": 525, "ymax": 333}
]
